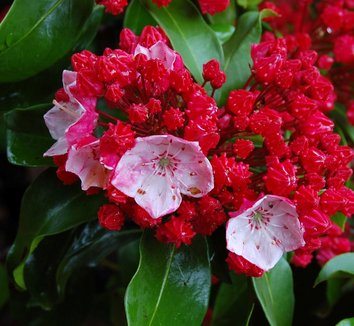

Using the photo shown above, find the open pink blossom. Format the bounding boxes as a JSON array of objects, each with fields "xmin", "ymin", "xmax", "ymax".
[
  {"xmin": 44, "ymin": 70, "xmax": 98, "ymax": 156},
  {"xmin": 66, "ymin": 137, "xmax": 110, "ymax": 191},
  {"xmin": 111, "ymin": 134, "xmax": 214, "ymax": 218},
  {"xmin": 226, "ymin": 195, "xmax": 305, "ymax": 271},
  {"xmin": 134, "ymin": 40, "xmax": 183, "ymax": 71}
]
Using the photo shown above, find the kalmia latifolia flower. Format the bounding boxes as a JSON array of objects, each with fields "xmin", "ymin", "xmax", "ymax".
[
  {"xmin": 258, "ymin": 0, "xmax": 354, "ymax": 123},
  {"xmin": 226, "ymin": 195, "xmax": 305, "ymax": 271},
  {"xmin": 111, "ymin": 135, "xmax": 213, "ymax": 219},
  {"xmin": 43, "ymin": 23, "xmax": 354, "ymax": 276}
]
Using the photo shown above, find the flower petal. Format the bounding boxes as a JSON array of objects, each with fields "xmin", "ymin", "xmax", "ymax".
[
  {"xmin": 112, "ymin": 134, "xmax": 214, "ymax": 218},
  {"xmin": 66, "ymin": 139, "xmax": 110, "ymax": 190},
  {"xmin": 226, "ymin": 195, "xmax": 304, "ymax": 270}
]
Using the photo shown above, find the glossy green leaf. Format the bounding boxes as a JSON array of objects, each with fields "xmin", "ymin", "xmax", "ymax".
[
  {"xmin": 124, "ymin": 0, "xmax": 156, "ymax": 34},
  {"xmin": 6, "ymin": 169, "xmax": 105, "ymax": 289},
  {"xmin": 315, "ymin": 253, "xmax": 354, "ymax": 286},
  {"xmin": 237, "ymin": 0, "xmax": 263, "ymax": 9},
  {"xmin": 4, "ymin": 104, "xmax": 54, "ymax": 167},
  {"xmin": 125, "ymin": 232, "xmax": 210, "ymax": 326},
  {"xmin": 210, "ymin": 24, "xmax": 235, "ymax": 45},
  {"xmin": 217, "ymin": 10, "xmax": 275, "ymax": 105},
  {"xmin": 207, "ymin": 0, "xmax": 236, "ymax": 26},
  {"xmin": 331, "ymin": 212, "xmax": 347, "ymax": 231},
  {"xmin": 24, "ymin": 231, "xmax": 74, "ymax": 309},
  {"xmin": 56, "ymin": 223, "xmax": 141, "ymax": 296},
  {"xmin": 73, "ymin": 5, "xmax": 104, "ymax": 52},
  {"xmin": 330, "ymin": 104, "xmax": 354, "ymax": 144},
  {"xmin": 252, "ymin": 257, "xmax": 294, "ymax": 326},
  {"xmin": 326, "ymin": 278, "xmax": 347, "ymax": 307},
  {"xmin": 337, "ymin": 318, "xmax": 354, "ymax": 326},
  {"xmin": 211, "ymin": 274, "xmax": 252, "ymax": 326},
  {"xmin": 141, "ymin": 0, "xmax": 224, "ymax": 84},
  {"xmin": 0, "ymin": 0, "xmax": 94, "ymax": 82},
  {"xmin": 0, "ymin": 264, "xmax": 9, "ymax": 308}
]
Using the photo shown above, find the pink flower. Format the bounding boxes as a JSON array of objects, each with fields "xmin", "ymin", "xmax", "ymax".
[
  {"xmin": 44, "ymin": 70, "xmax": 97, "ymax": 156},
  {"xmin": 226, "ymin": 195, "xmax": 305, "ymax": 271},
  {"xmin": 66, "ymin": 137, "xmax": 110, "ymax": 191},
  {"xmin": 134, "ymin": 40, "xmax": 183, "ymax": 71},
  {"xmin": 111, "ymin": 135, "xmax": 214, "ymax": 218}
]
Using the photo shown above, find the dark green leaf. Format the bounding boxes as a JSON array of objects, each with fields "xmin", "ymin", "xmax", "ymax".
[
  {"xmin": 211, "ymin": 274, "xmax": 252, "ymax": 326},
  {"xmin": 330, "ymin": 104, "xmax": 354, "ymax": 144},
  {"xmin": 337, "ymin": 318, "xmax": 354, "ymax": 326},
  {"xmin": 0, "ymin": 0, "xmax": 94, "ymax": 82},
  {"xmin": 117, "ymin": 238, "xmax": 141, "ymax": 286},
  {"xmin": 217, "ymin": 10, "xmax": 275, "ymax": 105},
  {"xmin": 73, "ymin": 5, "xmax": 104, "ymax": 52},
  {"xmin": 124, "ymin": 0, "xmax": 156, "ymax": 34},
  {"xmin": 141, "ymin": 0, "xmax": 224, "ymax": 84},
  {"xmin": 331, "ymin": 212, "xmax": 347, "ymax": 231},
  {"xmin": 56, "ymin": 223, "xmax": 141, "ymax": 296},
  {"xmin": 0, "ymin": 264, "xmax": 9, "ymax": 308},
  {"xmin": 315, "ymin": 253, "xmax": 354, "ymax": 286},
  {"xmin": 24, "ymin": 231, "xmax": 75, "ymax": 309},
  {"xmin": 326, "ymin": 278, "xmax": 347, "ymax": 307},
  {"xmin": 125, "ymin": 232, "xmax": 210, "ymax": 326},
  {"xmin": 4, "ymin": 104, "xmax": 54, "ymax": 167},
  {"xmin": 6, "ymin": 169, "xmax": 105, "ymax": 289},
  {"xmin": 252, "ymin": 257, "xmax": 294, "ymax": 326}
]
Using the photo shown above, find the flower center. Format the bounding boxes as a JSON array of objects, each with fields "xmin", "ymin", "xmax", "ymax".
[
  {"xmin": 253, "ymin": 212, "xmax": 263, "ymax": 222},
  {"xmin": 159, "ymin": 157, "xmax": 170, "ymax": 167}
]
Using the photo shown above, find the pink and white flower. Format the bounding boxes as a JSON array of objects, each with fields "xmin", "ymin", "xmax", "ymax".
[
  {"xmin": 66, "ymin": 137, "xmax": 110, "ymax": 191},
  {"xmin": 134, "ymin": 40, "xmax": 183, "ymax": 71},
  {"xmin": 111, "ymin": 134, "xmax": 214, "ymax": 218},
  {"xmin": 44, "ymin": 70, "xmax": 98, "ymax": 156},
  {"xmin": 226, "ymin": 195, "xmax": 305, "ymax": 271}
]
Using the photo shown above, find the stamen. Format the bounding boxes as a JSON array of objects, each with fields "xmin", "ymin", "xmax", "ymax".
[{"xmin": 53, "ymin": 100, "xmax": 80, "ymax": 118}]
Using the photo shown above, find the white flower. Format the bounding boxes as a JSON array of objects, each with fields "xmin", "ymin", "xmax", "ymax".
[{"xmin": 226, "ymin": 195, "xmax": 305, "ymax": 270}]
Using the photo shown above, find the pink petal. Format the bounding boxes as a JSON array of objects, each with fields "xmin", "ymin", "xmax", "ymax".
[
  {"xmin": 134, "ymin": 41, "xmax": 182, "ymax": 71},
  {"xmin": 226, "ymin": 195, "xmax": 305, "ymax": 270},
  {"xmin": 111, "ymin": 134, "xmax": 214, "ymax": 218},
  {"xmin": 44, "ymin": 70, "xmax": 98, "ymax": 157},
  {"xmin": 66, "ymin": 138, "xmax": 110, "ymax": 190}
]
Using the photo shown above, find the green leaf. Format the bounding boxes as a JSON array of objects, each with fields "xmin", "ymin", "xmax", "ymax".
[
  {"xmin": 125, "ymin": 232, "xmax": 210, "ymax": 326},
  {"xmin": 207, "ymin": 0, "xmax": 236, "ymax": 26},
  {"xmin": 4, "ymin": 104, "xmax": 54, "ymax": 167},
  {"xmin": 330, "ymin": 104, "xmax": 354, "ymax": 144},
  {"xmin": 6, "ymin": 169, "xmax": 105, "ymax": 289},
  {"xmin": 24, "ymin": 230, "xmax": 75, "ymax": 309},
  {"xmin": 56, "ymin": 223, "xmax": 141, "ymax": 296},
  {"xmin": 337, "ymin": 318, "xmax": 354, "ymax": 326},
  {"xmin": 210, "ymin": 24, "xmax": 235, "ymax": 45},
  {"xmin": 315, "ymin": 253, "xmax": 354, "ymax": 286},
  {"xmin": 141, "ymin": 0, "xmax": 224, "ymax": 84},
  {"xmin": 326, "ymin": 278, "xmax": 347, "ymax": 307},
  {"xmin": 0, "ymin": 264, "xmax": 9, "ymax": 308},
  {"xmin": 0, "ymin": 0, "xmax": 94, "ymax": 82},
  {"xmin": 211, "ymin": 274, "xmax": 252, "ymax": 326},
  {"xmin": 237, "ymin": 0, "xmax": 263, "ymax": 9},
  {"xmin": 73, "ymin": 5, "xmax": 104, "ymax": 52},
  {"xmin": 252, "ymin": 258, "xmax": 294, "ymax": 326},
  {"xmin": 331, "ymin": 212, "xmax": 347, "ymax": 231},
  {"xmin": 217, "ymin": 10, "xmax": 274, "ymax": 105},
  {"xmin": 124, "ymin": 0, "xmax": 156, "ymax": 34}
]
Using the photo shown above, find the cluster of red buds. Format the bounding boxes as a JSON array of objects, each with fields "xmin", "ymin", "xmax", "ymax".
[{"xmin": 44, "ymin": 24, "xmax": 353, "ymax": 277}]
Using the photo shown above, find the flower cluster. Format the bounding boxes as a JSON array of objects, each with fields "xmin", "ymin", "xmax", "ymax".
[
  {"xmin": 259, "ymin": 0, "xmax": 354, "ymax": 124},
  {"xmin": 44, "ymin": 24, "xmax": 353, "ymax": 278},
  {"xmin": 216, "ymin": 36, "xmax": 354, "ymax": 272}
]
